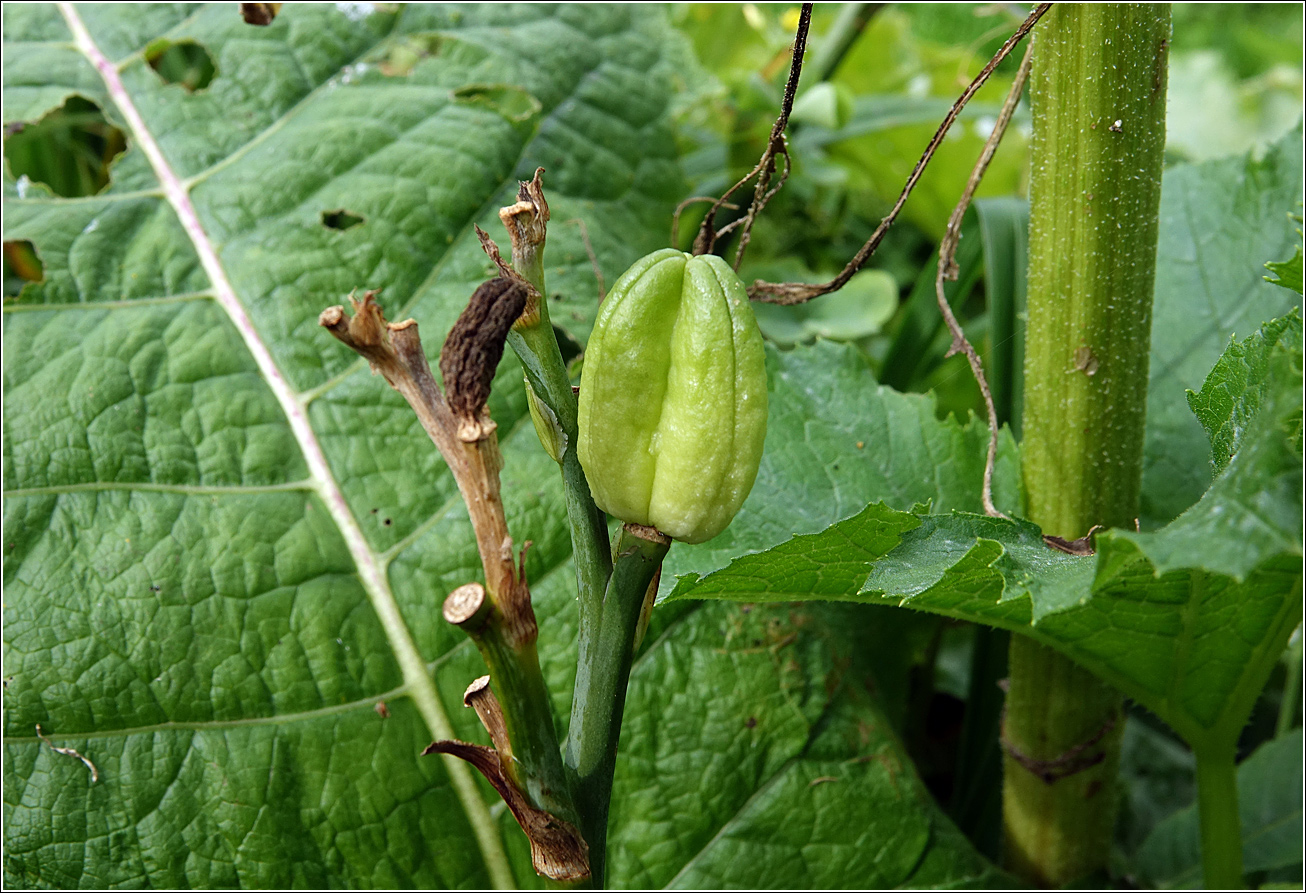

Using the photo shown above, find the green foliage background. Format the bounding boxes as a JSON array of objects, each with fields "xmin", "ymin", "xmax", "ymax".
[{"xmin": 3, "ymin": 3, "xmax": 1302, "ymax": 889}]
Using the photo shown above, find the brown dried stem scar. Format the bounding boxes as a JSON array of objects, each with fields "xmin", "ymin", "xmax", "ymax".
[{"xmin": 1074, "ymin": 346, "xmax": 1099, "ymax": 376}]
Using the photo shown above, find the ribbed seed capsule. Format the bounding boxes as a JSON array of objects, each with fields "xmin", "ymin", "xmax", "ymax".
[{"xmin": 577, "ymin": 249, "xmax": 768, "ymax": 544}]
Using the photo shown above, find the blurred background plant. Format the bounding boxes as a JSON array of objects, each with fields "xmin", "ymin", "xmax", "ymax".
[{"xmin": 669, "ymin": 2, "xmax": 1303, "ymax": 423}]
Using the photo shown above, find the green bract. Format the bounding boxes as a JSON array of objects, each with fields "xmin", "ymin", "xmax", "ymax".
[{"xmin": 578, "ymin": 249, "xmax": 768, "ymax": 544}]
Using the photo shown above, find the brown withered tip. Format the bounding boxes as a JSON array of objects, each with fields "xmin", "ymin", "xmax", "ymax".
[
  {"xmin": 439, "ymin": 278, "xmax": 528, "ymax": 425},
  {"xmin": 623, "ymin": 522, "xmax": 672, "ymax": 545},
  {"xmin": 240, "ymin": 3, "xmax": 281, "ymax": 25},
  {"xmin": 422, "ymin": 738, "xmax": 590, "ymax": 880},
  {"xmin": 318, "ymin": 288, "xmax": 403, "ymax": 374},
  {"xmin": 1043, "ymin": 525, "xmax": 1103, "ymax": 556},
  {"xmin": 463, "ymin": 675, "xmax": 492, "ymax": 706}
]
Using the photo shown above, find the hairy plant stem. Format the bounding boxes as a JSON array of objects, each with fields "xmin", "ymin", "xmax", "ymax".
[
  {"xmin": 1193, "ymin": 743, "xmax": 1244, "ymax": 890},
  {"xmin": 806, "ymin": 2, "xmax": 881, "ymax": 84},
  {"xmin": 1006, "ymin": 4, "xmax": 1171, "ymax": 887},
  {"xmin": 566, "ymin": 524, "xmax": 671, "ymax": 888}
]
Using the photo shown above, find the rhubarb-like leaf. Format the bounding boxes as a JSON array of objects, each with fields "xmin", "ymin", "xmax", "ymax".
[
  {"xmin": 668, "ymin": 314, "xmax": 1303, "ymax": 757},
  {"xmin": 2, "ymin": 4, "xmax": 685, "ymax": 887}
]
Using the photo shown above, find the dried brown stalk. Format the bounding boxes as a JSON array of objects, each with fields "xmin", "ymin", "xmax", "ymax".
[
  {"xmin": 750, "ymin": 3, "xmax": 1050, "ymax": 304},
  {"xmin": 693, "ymin": 3, "xmax": 812, "ymax": 262},
  {"xmin": 322, "ymin": 286, "xmax": 588, "ymax": 879},
  {"xmin": 319, "ymin": 289, "xmax": 534, "ymax": 644}
]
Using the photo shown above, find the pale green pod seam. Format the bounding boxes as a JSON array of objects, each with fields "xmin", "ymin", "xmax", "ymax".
[
  {"xmin": 690, "ymin": 254, "xmax": 768, "ymax": 541},
  {"xmin": 578, "ymin": 249, "xmax": 684, "ymax": 525},
  {"xmin": 646, "ymin": 257, "xmax": 738, "ymax": 540}
]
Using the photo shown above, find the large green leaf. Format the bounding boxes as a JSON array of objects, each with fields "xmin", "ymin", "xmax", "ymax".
[
  {"xmin": 668, "ymin": 314, "xmax": 1303, "ymax": 756},
  {"xmin": 1141, "ymin": 126, "xmax": 1304, "ymax": 525},
  {"xmin": 4, "ymin": 6, "xmax": 1004, "ymax": 888},
  {"xmin": 1, "ymin": 4, "xmax": 671, "ymax": 887}
]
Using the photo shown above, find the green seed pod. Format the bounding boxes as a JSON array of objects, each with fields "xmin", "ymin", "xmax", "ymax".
[{"xmin": 577, "ymin": 249, "xmax": 768, "ymax": 544}]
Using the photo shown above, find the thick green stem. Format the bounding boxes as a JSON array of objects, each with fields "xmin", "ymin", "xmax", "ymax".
[
  {"xmin": 470, "ymin": 614, "xmax": 578, "ymax": 823},
  {"xmin": 1007, "ymin": 4, "xmax": 1170, "ymax": 886},
  {"xmin": 501, "ymin": 212, "xmax": 612, "ymax": 651},
  {"xmin": 566, "ymin": 525, "xmax": 671, "ymax": 887},
  {"xmin": 1194, "ymin": 745, "xmax": 1245, "ymax": 889},
  {"xmin": 1002, "ymin": 637, "xmax": 1126, "ymax": 885},
  {"xmin": 509, "ymin": 320, "xmax": 612, "ymax": 630}
]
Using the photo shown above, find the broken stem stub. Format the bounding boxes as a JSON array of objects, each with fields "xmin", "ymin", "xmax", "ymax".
[{"xmin": 424, "ymin": 734, "xmax": 589, "ymax": 882}]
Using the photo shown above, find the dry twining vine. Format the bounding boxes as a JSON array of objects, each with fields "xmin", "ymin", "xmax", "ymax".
[{"xmin": 695, "ymin": 2, "xmax": 1050, "ymax": 521}]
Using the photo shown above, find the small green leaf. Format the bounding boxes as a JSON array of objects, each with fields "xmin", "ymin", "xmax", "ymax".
[
  {"xmin": 1142, "ymin": 125, "xmax": 1304, "ymax": 525},
  {"xmin": 1265, "ymin": 244, "xmax": 1304, "ymax": 296},
  {"xmin": 1133, "ymin": 730, "xmax": 1304, "ymax": 888},
  {"xmin": 1186, "ymin": 310, "xmax": 1303, "ymax": 474}
]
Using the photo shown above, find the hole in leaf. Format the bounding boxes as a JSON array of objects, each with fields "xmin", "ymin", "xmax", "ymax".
[
  {"xmin": 322, "ymin": 209, "xmax": 365, "ymax": 231},
  {"xmin": 3, "ymin": 96, "xmax": 127, "ymax": 197},
  {"xmin": 451, "ymin": 84, "xmax": 542, "ymax": 124},
  {"xmin": 240, "ymin": 2, "xmax": 282, "ymax": 26},
  {"xmin": 377, "ymin": 34, "xmax": 449, "ymax": 77},
  {"xmin": 145, "ymin": 39, "xmax": 217, "ymax": 92},
  {"xmin": 3, "ymin": 240, "xmax": 44, "ymax": 299}
]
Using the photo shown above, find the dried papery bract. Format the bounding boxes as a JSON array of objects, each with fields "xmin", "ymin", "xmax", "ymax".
[
  {"xmin": 500, "ymin": 168, "xmax": 549, "ymax": 264},
  {"xmin": 440, "ymin": 278, "xmax": 527, "ymax": 441}
]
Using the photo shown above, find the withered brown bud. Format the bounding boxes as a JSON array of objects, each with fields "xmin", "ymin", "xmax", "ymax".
[
  {"xmin": 439, "ymin": 278, "xmax": 528, "ymax": 424},
  {"xmin": 240, "ymin": 3, "xmax": 281, "ymax": 25}
]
